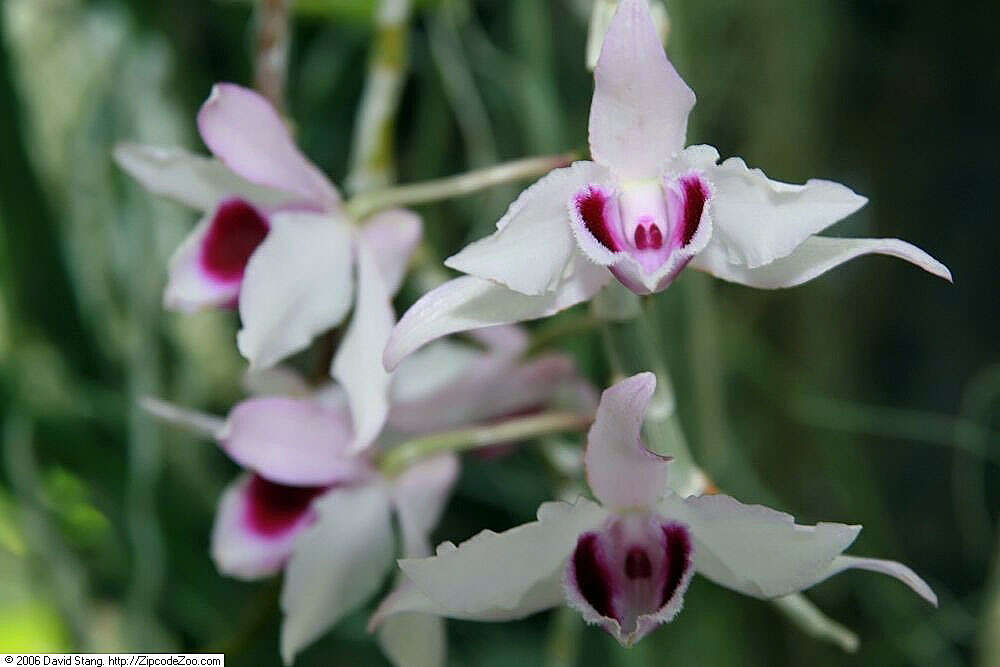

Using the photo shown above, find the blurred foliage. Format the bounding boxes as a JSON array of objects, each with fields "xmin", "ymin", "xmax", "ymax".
[{"xmin": 0, "ymin": 0, "xmax": 996, "ymax": 665}]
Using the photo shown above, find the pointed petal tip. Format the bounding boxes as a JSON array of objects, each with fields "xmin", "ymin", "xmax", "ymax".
[{"xmin": 832, "ymin": 555, "xmax": 937, "ymax": 607}]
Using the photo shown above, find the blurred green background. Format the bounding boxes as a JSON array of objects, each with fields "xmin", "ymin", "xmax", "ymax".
[{"xmin": 0, "ymin": 0, "xmax": 996, "ymax": 665}]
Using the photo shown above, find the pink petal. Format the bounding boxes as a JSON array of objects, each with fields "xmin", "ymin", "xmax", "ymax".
[
  {"xmin": 589, "ymin": 0, "xmax": 695, "ymax": 178},
  {"xmin": 389, "ymin": 351, "xmax": 581, "ymax": 434},
  {"xmin": 211, "ymin": 473, "xmax": 329, "ymax": 580},
  {"xmin": 197, "ymin": 83, "xmax": 341, "ymax": 209},
  {"xmin": 221, "ymin": 396, "xmax": 372, "ymax": 486},
  {"xmin": 585, "ymin": 373, "xmax": 669, "ymax": 511}
]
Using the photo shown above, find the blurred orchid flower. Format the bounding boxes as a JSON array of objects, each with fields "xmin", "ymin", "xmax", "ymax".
[
  {"xmin": 383, "ymin": 0, "xmax": 951, "ymax": 369},
  {"xmin": 143, "ymin": 325, "xmax": 594, "ymax": 666},
  {"xmin": 115, "ymin": 83, "xmax": 421, "ymax": 448},
  {"xmin": 384, "ymin": 373, "xmax": 937, "ymax": 647}
]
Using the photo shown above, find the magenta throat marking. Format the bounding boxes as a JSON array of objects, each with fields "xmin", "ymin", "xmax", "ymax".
[
  {"xmin": 200, "ymin": 198, "xmax": 270, "ymax": 282},
  {"xmin": 244, "ymin": 475, "xmax": 326, "ymax": 537},
  {"xmin": 575, "ymin": 186, "xmax": 621, "ymax": 252},
  {"xmin": 676, "ymin": 175, "xmax": 709, "ymax": 248}
]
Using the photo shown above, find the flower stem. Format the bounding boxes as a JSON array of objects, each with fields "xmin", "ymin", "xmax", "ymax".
[
  {"xmin": 345, "ymin": 0, "xmax": 413, "ymax": 195},
  {"xmin": 378, "ymin": 411, "xmax": 592, "ymax": 476},
  {"xmin": 345, "ymin": 152, "xmax": 576, "ymax": 219},
  {"xmin": 254, "ymin": 0, "xmax": 292, "ymax": 112}
]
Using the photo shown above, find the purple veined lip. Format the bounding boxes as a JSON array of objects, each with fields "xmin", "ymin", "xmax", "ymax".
[
  {"xmin": 566, "ymin": 514, "xmax": 694, "ymax": 643},
  {"xmin": 243, "ymin": 474, "xmax": 328, "ymax": 538},
  {"xmin": 571, "ymin": 171, "xmax": 712, "ymax": 293},
  {"xmin": 199, "ymin": 198, "xmax": 271, "ymax": 283}
]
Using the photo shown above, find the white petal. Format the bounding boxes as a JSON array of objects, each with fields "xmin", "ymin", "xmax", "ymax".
[
  {"xmin": 280, "ymin": 482, "xmax": 394, "ymax": 664},
  {"xmin": 691, "ymin": 235, "xmax": 953, "ymax": 288},
  {"xmin": 391, "ymin": 454, "xmax": 460, "ymax": 557},
  {"xmin": 384, "ymin": 256, "xmax": 612, "ymax": 370},
  {"xmin": 445, "ymin": 162, "xmax": 610, "ymax": 296},
  {"xmin": 389, "ymin": 341, "xmax": 482, "ymax": 407},
  {"xmin": 376, "ymin": 606, "xmax": 446, "ymax": 667},
  {"xmin": 398, "ymin": 498, "xmax": 608, "ymax": 621},
  {"xmin": 657, "ymin": 492, "xmax": 861, "ymax": 599},
  {"xmin": 824, "ymin": 555, "xmax": 937, "ymax": 606},
  {"xmin": 197, "ymin": 83, "xmax": 341, "ymax": 209},
  {"xmin": 333, "ymin": 237, "xmax": 396, "ymax": 451},
  {"xmin": 360, "ymin": 208, "xmax": 423, "ymax": 296},
  {"xmin": 113, "ymin": 143, "xmax": 295, "ymax": 212},
  {"xmin": 237, "ymin": 212, "xmax": 355, "ymax": 368},
  {"xmin": 700, "ymin": 152, "xmax": 869, "ymax": 268},
  {"xmin": 585, "ymin": 373, "xmax": 668, "ymax": 511},
  {"xmin": 589, "ymin": 0, "xmax": 695, "ymax": 178}
]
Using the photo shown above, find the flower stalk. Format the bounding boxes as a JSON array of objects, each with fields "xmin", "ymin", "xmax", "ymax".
[
  {"xmin": 345, "ymin": 152, "xmax": 577, "ymax": 219},
  {"xmin": 378, "ymin": 411, "xmax": 593, "ymax": 476},
  {"xmin": 346, "ymin": 0, "xmax": 413, "ymax": 194},
  {"xmin": 254, "ymin": 0, "xmax": 292, "ymax": 112}
]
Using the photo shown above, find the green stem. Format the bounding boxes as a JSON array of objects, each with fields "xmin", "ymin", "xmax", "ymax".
[
  {"xmin": 525, "ymin": 312, "xmax": 601, "ymax": 357},
  {"xmin": 346, "ymin": 152, "xmax": 576, "ymax": 219},
  {"xmin": 379, "ymin": 411, "xmax": 592, "ymax": 476},
  {"xmin": 345, "ymin": 0, "xmax": 413, "ymax": 194}
]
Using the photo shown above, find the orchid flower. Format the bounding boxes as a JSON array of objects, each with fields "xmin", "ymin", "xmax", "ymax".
[
  {"xmin": 115, "ymin": 83, "xmax": 421, "ymax": 449},
  {"xmin": 381, "ymin": 373, "xmax": 937, "ymax": 647},
  {"xmin": 143, "ymin": 325, "xmax": 594, "ymax": 666},
  {"xmin": 382, "ymin": 0, "xmax": 951, "ymax": 370}
]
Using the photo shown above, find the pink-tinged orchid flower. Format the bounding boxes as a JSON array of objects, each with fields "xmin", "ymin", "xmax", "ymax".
[
  {"xmin": 382, "ymin": 373, "xmax": 937, "ymax": 647},
  {"xmin": 382, "ymin": 0, "xmax": 951, "ymax": 370},
  {"xmin": 144, "ymin": 325, "xmax": 594, "ymax": 666},
  {"xmin": 115, "ymin": 83, "xmax": 421, "ymax": 450}
]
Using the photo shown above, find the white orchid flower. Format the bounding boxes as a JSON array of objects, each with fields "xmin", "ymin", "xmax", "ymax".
[
  {"xmin": 382, "ymin": 0, "xmax": 950, "ymax": 370},
  {"xmin": 115, "ymin": 83, "xmax": 421, "ymax": 449},
  {"xmin": 143, "ymin": 325, "xmax": 594, "ymax": 666},
  {"xmin": 384, "ymin": 373, "xmax": 937, "ymax": 647}
]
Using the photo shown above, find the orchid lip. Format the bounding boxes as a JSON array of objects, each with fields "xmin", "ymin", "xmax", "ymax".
[
  {"xmin": 564, "ymin": 513, "xmax": 694, "ymax": 645},
  {"xmin": 243, "ymin": 474, "xmax": 328, "ymax": 538},
  {"xmin": 199, "ymin": 197, "xmax": 270, "ymax": 284},
  {"xmin": 569, "ymin": 170, "xmax": 713, "ymax": 295}
]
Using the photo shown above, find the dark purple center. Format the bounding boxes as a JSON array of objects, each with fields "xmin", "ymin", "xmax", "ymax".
[
  {"xmin": 660, "ymin": 523, "xmax": 692, "ymax": 606},
  {"xmin": 200, "ymin": 198, "xmax": 270, "ymax": 282},
  {"xmin": 245, "ymin": 475, "xmax": 326, "ymax": 537},
  {"xmin": 633, "ymin": 217, "xmax": 664, "ymax": 251},
  {"xmin": 576, "ymin": 187, "xmax": 621, "ymax": 252},
  {"xmin": 624, "ymin": 547, "xmax": 653, "ymax": 580},
  {"xmin": 677, "ymin": 176, "xmax": 708, "ymax": 247},
  {"xmin": 572, "ymin": 532, "xmax": 617, "ymax": 620}
]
